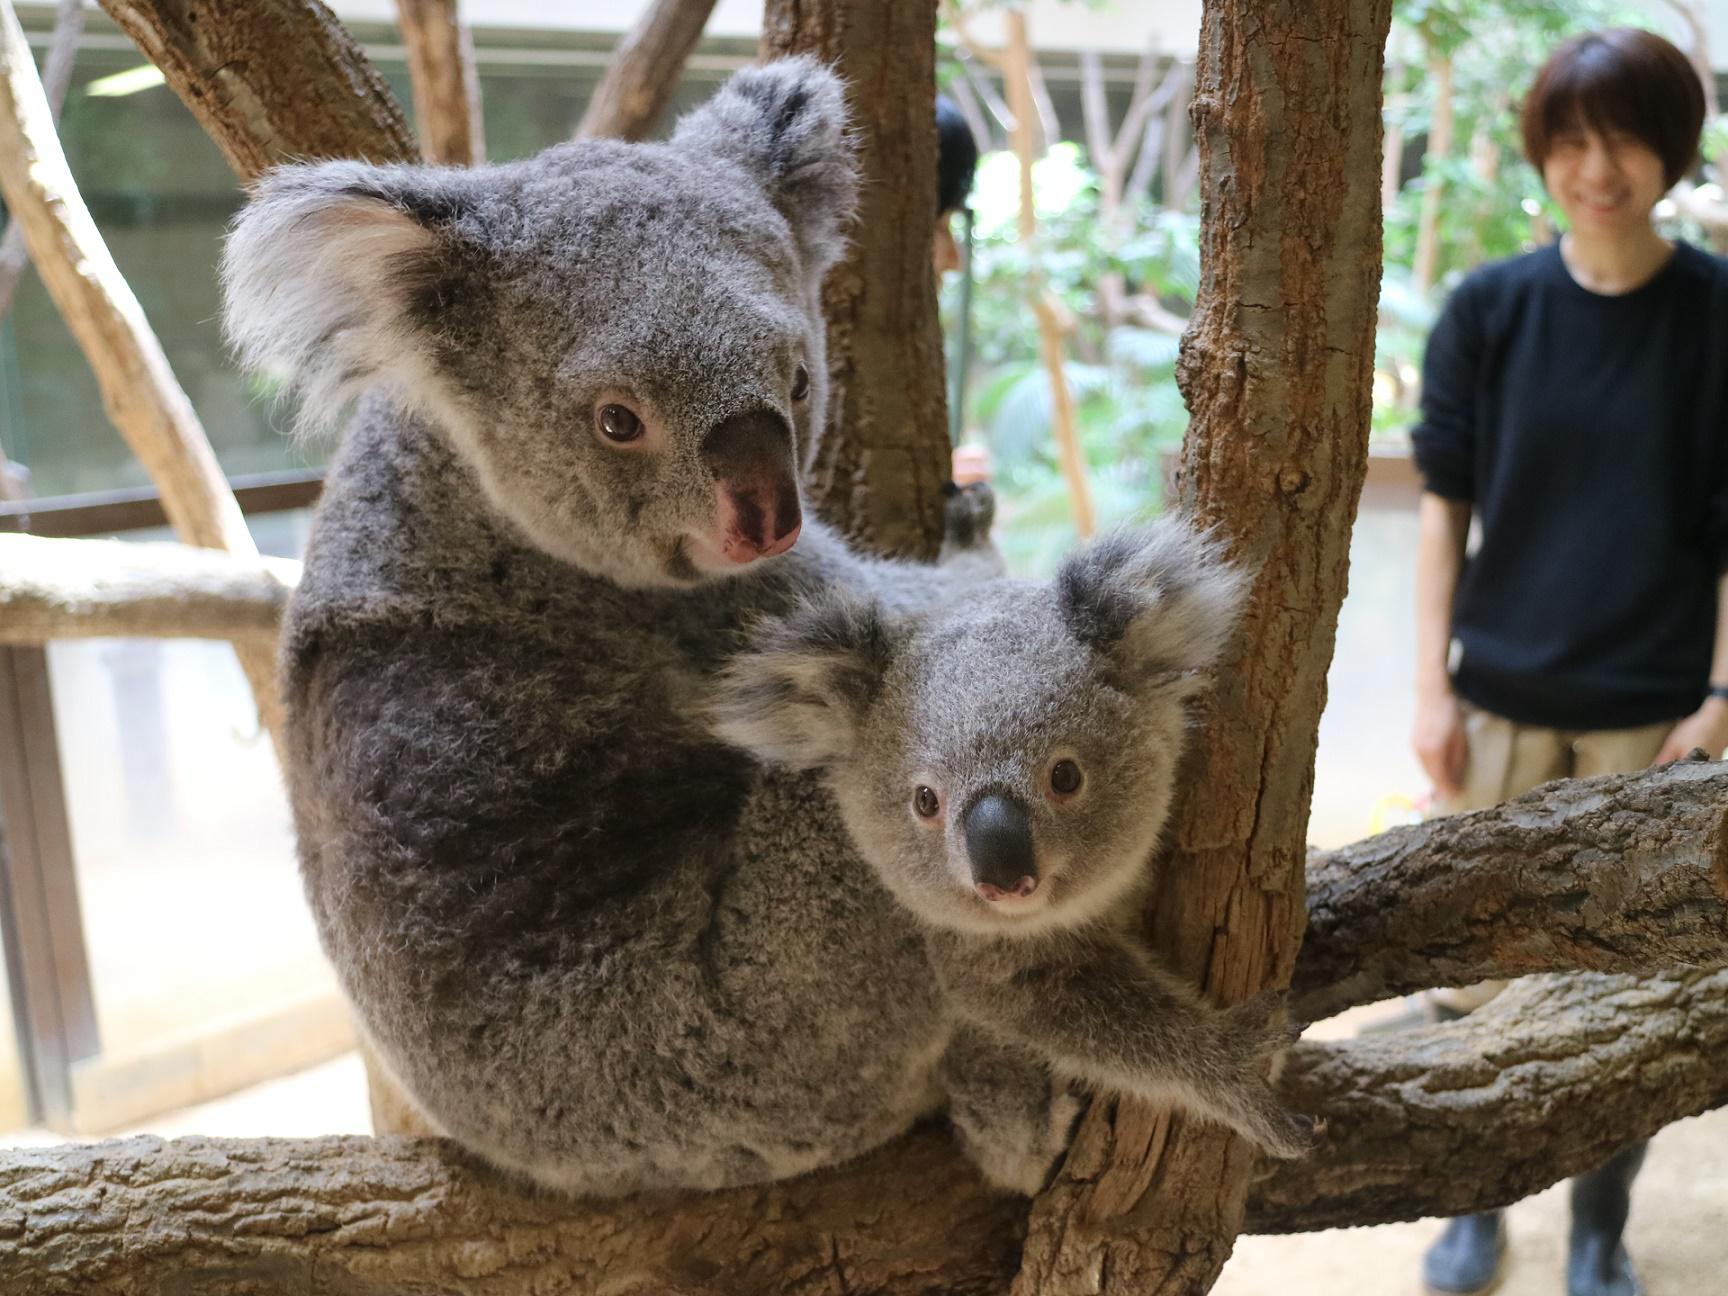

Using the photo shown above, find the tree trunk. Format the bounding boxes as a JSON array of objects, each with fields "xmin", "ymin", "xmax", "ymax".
[
  {"xmin": 395, "ymin": 0, "xmax": 484, "ymax": 165},
  {"xmin": 760, "ymin": 0, "xmax": 949, "ymax": 561},
  {"xmin": 1013, "ymin": 2, "xmax": 1394, "ymax": 1292},
  {"xmin": 576, "ymin": 0, "xmax": 718, "ymax": 142},
  {"xmin": 96, "ymin": 0, "xmax": 416, "ymax": 180}
]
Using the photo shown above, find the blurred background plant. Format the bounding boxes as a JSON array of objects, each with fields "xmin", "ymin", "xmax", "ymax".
[{"xmin": 942, "ymin": 0, "xmax": 1727, "ymax": 574}]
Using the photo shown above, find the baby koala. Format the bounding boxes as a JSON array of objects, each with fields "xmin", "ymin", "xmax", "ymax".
[{"xmin": 713, "ymin": 520, "xmax": 1313, "ymax": 1166}]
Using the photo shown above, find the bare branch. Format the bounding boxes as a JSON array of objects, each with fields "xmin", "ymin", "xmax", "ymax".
[
  {"xmin": 1024, "ymin": 51, "xmax": 1057, "ymax": 155},
  {"xmin": 96, "ymin": 0, "xmax": 416, "ymax": 180},
  {"xmin": 0, "ymin": 0, "xmax": 83, "ymax": 320},
  {"xmin": 1254, "ymin": 967, "xmax": 1728, "ymax": 1232},
  {"xmin": 577, "ymin": 0, "xmax": 718, "ymax": 142},
  {"xmin": 1292, "ymin": 758, "xmax": 1728, "ymax": 1021},
  {"xmin": 394, "ymin": 0, "xmax": 484, "ymax": 165},
  {"xmin": 0, "ymin": 533, "xmax": 298, "ymax": 645},
  {"xmin": 4, "ymin": 966, "xmax": 1722, "ymax": 1289},
  {"xmin": 1078, "ymin": 51, "xmax": 1111, "ymax": 178},
  {"xmin": 0, "ymin": 0, "xmax": 283, "ymax": 742}
]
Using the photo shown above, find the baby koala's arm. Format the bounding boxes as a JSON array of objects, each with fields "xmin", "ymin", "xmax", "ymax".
[{"xmin": 929, "ymin": 929, "xmax": 1313, "ymax": 1160}]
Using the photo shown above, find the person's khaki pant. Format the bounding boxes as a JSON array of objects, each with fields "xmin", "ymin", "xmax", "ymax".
[{"xmin": 1427, "ymin": 707, "xmax": 1673, "ymax": 1013}]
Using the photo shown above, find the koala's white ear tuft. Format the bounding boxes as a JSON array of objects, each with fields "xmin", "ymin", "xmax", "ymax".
[
  {"xmin": 1056, "ymin": 520, "xmax": 1249, "ymax": 687},
  {"xmin": 711, "ymin": 592, "xmax": 893, "ymax": 770},
  {"xmin": 671, "ymin": 56, "xmax": 858, "ymax": 280},
  {"xmin": 221, "ymin": 161, "xmax": 473, "ymax": 439}
]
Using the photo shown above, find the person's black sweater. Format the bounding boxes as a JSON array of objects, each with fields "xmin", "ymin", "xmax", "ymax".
[{"xmin": 1411, "ymin": 239, "xmax": 1728, "ymax": 730}]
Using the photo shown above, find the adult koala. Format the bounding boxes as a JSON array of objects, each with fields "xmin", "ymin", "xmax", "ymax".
[{"xmin": 223, "ymin": 59, "xmax": 1009, "ymax": 1196}]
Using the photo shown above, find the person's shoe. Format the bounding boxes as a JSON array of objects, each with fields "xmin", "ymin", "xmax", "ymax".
[
  {"xmin": 1565, "ymin": 1231, "xmax": 1643, "ymax": 1296},
  {"xmin": 1422, "ymin": 1212, "xmax": 1507, "ymax": 1296},
  {"xmin": 1567, "ymin": 1140, "xmax": 1648, "ymax": 1296}
]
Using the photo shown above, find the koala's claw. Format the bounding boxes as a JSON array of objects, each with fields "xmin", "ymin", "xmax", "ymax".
[{"xmin": 942, "ymin": 480, "xmax": 996, "ymax": 550}]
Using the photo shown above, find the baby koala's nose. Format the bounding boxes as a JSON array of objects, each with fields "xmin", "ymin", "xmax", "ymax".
[{"xmin": 963, "ymin": 791, "xmax": 1038, "ymax": 901}]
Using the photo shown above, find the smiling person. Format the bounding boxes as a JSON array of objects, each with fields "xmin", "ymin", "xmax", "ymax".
[{"xmin": 1408, "ymin": 27, "xmax": 1728, "ymax": 1296}]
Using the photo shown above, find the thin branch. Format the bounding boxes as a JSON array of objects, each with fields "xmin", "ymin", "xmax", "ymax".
[
  {"xmin": 394, "ymin": 0, "xmax": 484, "ymax": 165},
  {"xmin": 0, "ymin": 0, "xmax": 283, "ymax": 746},
  {"xmin": 576, "ymin": 0, "xmax": 718, "ymax": 141},
  {"xmin": 1024, "ymin": 51, "xmax": 1057, "ymax": 155},
  {"xmin": 1292, "ymin": 757, "xmax": 1728, "ymax": 1021},
  {"xmin": 0, "ymin": 533, "xmax": 298, "ymax": 645},
  {"xmin": 0, "ymin": 0, "xmax": 83, "ymax": 320}
]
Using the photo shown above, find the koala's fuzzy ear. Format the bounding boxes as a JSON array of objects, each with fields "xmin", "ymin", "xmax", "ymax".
[
  {"xmin": 1057, "ymin": 521, "xmax": 1248, "ymax": 689},
  {"xmin": 221, "ymin": 161, "xmax": 475, "ymax": 438},
  {"xmin": 711, "ymin": 593, "xmax": 893, "ymax": 770},
  {"xmin": 671, "ymin": 56, "xmax": 857, "ymax": 279}
]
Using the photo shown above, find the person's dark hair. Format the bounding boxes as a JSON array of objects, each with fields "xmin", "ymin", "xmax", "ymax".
[
  {"xmin": 936, "ymin": 93, "xmax": 980, "ymax": 215},
  {"xmin": 1521, "ymin": 27, "xmax": 1705, "ymax": 189}
]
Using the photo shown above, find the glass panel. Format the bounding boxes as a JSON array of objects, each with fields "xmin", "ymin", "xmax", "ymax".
[
  {"xmin": 42, "ymin": 514, "xmax": 339, "ymax": 1128},
  {"xmin": 0, "ymin": 922, "xmax": 27, "ymax": 1132},
  {"xmin": 1310, "ymin": 500, "xmax": 1426, "ymax": 848}
]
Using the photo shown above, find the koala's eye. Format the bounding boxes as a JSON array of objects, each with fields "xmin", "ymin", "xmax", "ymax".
[
  {"xmin": 1050, "ymin": 760, "xmax": 1083, "ymax": 797},
  {"xmin": 597, "ymin": 403, "xmax": 644, "ymax": 444},
  {"xmin": 913, "ymin": 786, "xmax": 941, "ymax": 819},
  {"xmin": 791, "ymin": 364, "xmax": 811, "ymax": 402}
]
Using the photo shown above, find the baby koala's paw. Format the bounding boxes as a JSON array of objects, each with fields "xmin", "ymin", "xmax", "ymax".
[
  {"xmin": 1220, "ymin": 989, "xmax": 1303, "ymax": 1064},
  {"xmin": 942, "ymin": 479, "xmax": 996, "ymax": 550},
  {"xmin": 1215, "ymin": 990, "xmax": 1316, "ymax": 1160}
]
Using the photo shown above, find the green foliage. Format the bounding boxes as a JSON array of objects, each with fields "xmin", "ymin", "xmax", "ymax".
[{"xmin": 945, "ymin": 0, "xmax": 1721, "ymax": 572}]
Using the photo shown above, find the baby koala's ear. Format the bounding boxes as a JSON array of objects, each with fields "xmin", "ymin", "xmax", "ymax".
[
  {"xmin": 711, "ymin": 592, "xmax": 894, "ymax": 769},
  {"xmin": 1056, "ymin": 520, "xmax": 1248, "ymax": 691}
]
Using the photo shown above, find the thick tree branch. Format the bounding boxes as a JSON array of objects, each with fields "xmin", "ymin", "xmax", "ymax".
[
  {"xmin": 0, "ymin": 533, "xmax": 297, "ymax": 645},
  {"xmin": 576, "ymin": 0, "xmax": 717, "ymax": 142},
  {"xmin": 0, "ymin": 0, "xmax": 284, "ymax": 746},
  {"xmin": 761, "ymin": 0, "xmax": 950, "ymax": 560},
  {"xmin": 96, "ymin": 0, "xmax": 416, "ymax": 180},
  {"xmin": 395, "ymin": 0, "xmax": 484, "ymax": 165},
  {"xmin": 5, "ymin": 965, "xmax": 1722, "ymax": 1291},
  {"xmin": 1293, "ymin": 758, "xmax": 1728, "ymax": 1021},
  {"xmin": 1254, "ymin": 966, "xmax": 1728, "ymax": 1232}
]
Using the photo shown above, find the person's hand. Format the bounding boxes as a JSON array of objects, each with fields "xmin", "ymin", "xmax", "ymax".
[
  {"xmin": 1653, "ymin": 696, "xmax": 1728, "ymax": 764},
  {"xmin": 1412, "ymin": 687, "xmax": 1468, "ymax": 800}
]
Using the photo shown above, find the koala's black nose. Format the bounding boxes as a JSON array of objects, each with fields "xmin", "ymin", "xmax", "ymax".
[
  {"xmin": 702, "ymin": 410, "xmax": 802, "ymax": 560},
  {"xmin": 963, "ymin": 792, "xmax": 1038, "ymax": 901}
]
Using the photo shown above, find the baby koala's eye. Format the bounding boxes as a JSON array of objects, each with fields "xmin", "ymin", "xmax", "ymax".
[
  {"xmin": 913, "ymin": 785, "xmax": 941, "ymax": 818},
  {"xmin": 1049, "ymin": 759, "xmax": 1083, "ymax": 797},
  {"xmin": 791, "ymin": 364, "xmax": 811, "ymax": 402},
  {"xmin": 597, "ymin": 403, "xmax": 644, "ymax": 444}
]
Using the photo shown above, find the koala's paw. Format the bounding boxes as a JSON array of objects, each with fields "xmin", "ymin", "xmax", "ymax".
[
  {"xmin": 942, "ymin": 480, "xmax": 996, "ymax": 551},
  {"xmin": 1215, "ymin": 990, "xmax": 1316, "ymax": 1160},
  {"xmin": 1220, "ymin": 989, "xmax": 1303, "ymax": 1064}
]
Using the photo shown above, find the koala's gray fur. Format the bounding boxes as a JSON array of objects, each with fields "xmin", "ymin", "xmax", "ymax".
[
  {"xmin": 713, "ymin": 522, "xmax": 1315, "ymax": 1175},
  {"xmin": 222, "ymin": 59, "xmax": 1011, "ymax": 1195}
]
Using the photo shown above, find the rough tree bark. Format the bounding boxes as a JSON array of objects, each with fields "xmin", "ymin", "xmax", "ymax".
[
  {"xmin": 0, "ymin": 534, "xmax": 298, "ymax": 646},
  {"xmin": 0, "ymin": 0, "xmax": 285, "ymax": 749},
  {"xmin": 5, "ymin": 962, "xmax": 1723, "ymax": 1293},
  {"xmin": 1293, "ymin": 757, "xmax": 1728, "ymax": 1020},
  {"xmin": 395, "ymin": 0, "xmax": 485, "ymax": 165},
  {"xmin": 760, "ymin": 0, "xmax": 950, "ymax": 560},
  {"xmin": 576, "ymin": 0, "xmax": 718, "ymax": 141},
  {"xmin": 1013, "ymin": 1, "xmax": 1394, "ymax": 1292},
  {"xmin": 96, "ymin": 0, "xmax": 417, "ymax": 178}
]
